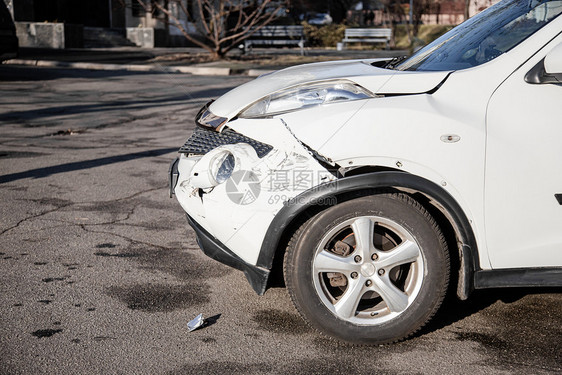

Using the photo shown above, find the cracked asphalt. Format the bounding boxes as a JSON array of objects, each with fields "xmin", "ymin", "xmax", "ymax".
[{"xmin": 0, "ymin": 65, "xmax": 561, "ymax": 375}]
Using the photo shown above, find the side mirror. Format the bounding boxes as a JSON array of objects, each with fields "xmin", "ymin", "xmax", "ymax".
[
  {"xmin": 544, "ymin": 42, "xmax": 562, "ymax": 75},
  {"xmin": 525, "ymin": 42, "xmax": 562, "ymax": 84}
]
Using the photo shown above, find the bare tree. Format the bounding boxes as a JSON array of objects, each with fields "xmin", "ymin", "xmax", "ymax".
[
  {"xmin": 410, "ymin": 0, "xmax": 434, "ymax": 34},
  {"xmin": 464, "ymin": 0, "xmax": 470, "ymax": 20},
  {"xmin": 380, "ymin": 0, "xmax": 431, "ymax": 43},
  {"xmin": 134, "ymin": 0, "xmax": 286, "ymax": 60}
]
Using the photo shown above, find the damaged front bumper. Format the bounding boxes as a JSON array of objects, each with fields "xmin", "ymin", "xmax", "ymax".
[
  {"xmin": 186, "ymin": 214, "xmax": 271, "ymax": 295},
  {"xmin": 170, "ymin": 152, "xmax": 270, "ymax": 295},
  {"xmin": 170, "ymin": 119, "xmax": 335, "ymax": 293}
]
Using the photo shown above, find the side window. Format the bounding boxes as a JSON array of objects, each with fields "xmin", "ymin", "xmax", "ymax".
[
  {"xmin": 466, "ymin": 1, "xmax": 562, "ymax": 66},
  {"xmin": 493, "ymin": 1, "xmax": 562, "ymax": 53}
]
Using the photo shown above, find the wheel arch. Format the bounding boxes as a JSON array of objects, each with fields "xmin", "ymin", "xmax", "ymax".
[{"xmin": 258, "ymin": 170, "xmax": 479, "ymax": 300}]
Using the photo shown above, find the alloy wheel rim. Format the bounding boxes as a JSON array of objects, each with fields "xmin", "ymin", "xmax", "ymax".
[{"xmin": 312, "ymin": 216, "xmax": 424, "ymax": 325}]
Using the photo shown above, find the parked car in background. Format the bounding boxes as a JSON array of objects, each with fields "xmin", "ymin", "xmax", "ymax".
[
  {"xmin": 306, "ymin": 12, "xmax": 333, "ymax": 25},
  {"xmin": 170, "ymin": 0, "xmax": 562, "ymax": 344},
  {"xmin": 0, "ymin": 1, "xmax": 17, "ymax": 61}
]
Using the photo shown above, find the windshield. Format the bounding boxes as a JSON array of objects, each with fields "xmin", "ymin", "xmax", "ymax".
[{"xmin": 395, "ymin": 0, "xmax": 562, "ymax": 71}]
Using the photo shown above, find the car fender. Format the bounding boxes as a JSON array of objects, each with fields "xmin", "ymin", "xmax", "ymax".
[{"xmin": 257, "ymin": 171, "xmax": 480, "ymax": 300}]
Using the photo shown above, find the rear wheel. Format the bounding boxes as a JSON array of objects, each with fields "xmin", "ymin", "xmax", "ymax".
[{"xmin": 284, "ymin": 193, "xmax": 449, "ymax": 344}]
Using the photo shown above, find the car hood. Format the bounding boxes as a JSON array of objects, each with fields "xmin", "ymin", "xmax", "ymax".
[{"xmin": 209, "ymin": 59, "xmax": 451, "ymax": 120}]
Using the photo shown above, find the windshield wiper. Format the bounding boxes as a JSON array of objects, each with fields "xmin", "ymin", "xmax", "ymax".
[
  {"xmin": 371, "ymin": 55, "xmax": 408, "ymax": 70},
  {"xmin": 383, "ymin": 55, "xmax": 408, "ymax": 70}
]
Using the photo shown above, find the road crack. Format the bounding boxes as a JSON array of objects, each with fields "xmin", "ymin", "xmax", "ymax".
[{"xmin": 0, "ymin": 186, "xmax": 164, "ymax": 236}]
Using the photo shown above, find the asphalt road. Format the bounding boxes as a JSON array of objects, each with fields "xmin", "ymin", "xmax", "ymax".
[{"xmin": 0, "ymin": 65, "xmax": 560, "ymax": 375}]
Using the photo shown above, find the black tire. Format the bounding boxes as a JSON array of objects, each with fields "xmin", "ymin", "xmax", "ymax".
[{"xmin": 284, "ymin": 193, "xmax": 450, "ymax": 345}]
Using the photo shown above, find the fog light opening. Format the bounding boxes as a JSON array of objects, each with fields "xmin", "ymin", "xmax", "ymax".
[{"xmin": 212, "ymin": 152, "xmax": 236, "ymax": 184}]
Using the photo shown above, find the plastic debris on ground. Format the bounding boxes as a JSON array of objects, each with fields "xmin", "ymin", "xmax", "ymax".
[{"xmin": 187, "ymin": 313, "xmax": 205, "ymax": 332}]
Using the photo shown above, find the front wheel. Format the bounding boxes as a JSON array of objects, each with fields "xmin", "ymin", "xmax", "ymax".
[{"xmin": 284, "ymin": 193, "xmax": 450, "ymax": 344}]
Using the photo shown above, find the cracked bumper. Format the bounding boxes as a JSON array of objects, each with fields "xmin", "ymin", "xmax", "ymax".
[
  {"xmin": 186, "ymin": 214, "xmax": 270, "ymax": 295},
  {"xmin": 170, "ymin": 156, "xmax": 271, "ymax": 293}
]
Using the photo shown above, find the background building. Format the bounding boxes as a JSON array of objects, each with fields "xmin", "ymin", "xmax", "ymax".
[
  {"xmin": 2, "ymin": 0, "xmax": 196, "ymax": 48},
  {"xmin": 3, "ymin": 0, "xmax": 500, "ymax": 49}
]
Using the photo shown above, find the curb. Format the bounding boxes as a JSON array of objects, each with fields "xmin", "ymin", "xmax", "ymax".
[
  {"xmin": 247, "ymin": 69, "xmax": 275, "ymax": 77},
  {"xmin": 3, "ymin": 59, "xmax": 234, "ymax": 76}
]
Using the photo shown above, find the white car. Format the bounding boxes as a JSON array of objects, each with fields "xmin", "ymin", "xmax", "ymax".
[{"xmin": 170, "ymin": 0, "xmax": 562, "ymax": 344}]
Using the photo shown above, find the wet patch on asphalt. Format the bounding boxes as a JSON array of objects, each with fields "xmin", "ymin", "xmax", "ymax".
[
  {"xmin": 96, "ymin": 243, "xmax": 117, "ymax": 248},
  {"xmin": 453, "ymin": 290, "xmax": 562, "ymax": 371},
  {"xmin": 101, "ymin": 243, "xmax": 233, "ymax": 282},
  {"xmin": 42, "ymin": 277, "xmax": 69, "ymax": 283},
  {"xmin": 75, "ymin": 195, "xmax": 180, "ymax": 231},
  {"xmin": 253, "ymin": 309, "xmax": 311, "ymax": 335},
  {"xmin": 77, "ymin": 199, "xmax": 133, "ymax": 214},
  {"xmin": 24, "ymin": 235, "xmax": 228, "ymax": 336},
  {"xmin": 106, "ymin": 283, "xmax": 210, "ymax": 312},
  {"xmin": 0, "ymin": 151, "xmax": 47, "ymax": 159},
  {"xmin": 94, "ymin": 251, "xmax": 139, "ymax": 258},
  {"xmin": 29, "ymin": 197, "xmax": 72, "ymax": 208},
  {"xmin": 130, "ymin": 218, "xmax": 180, "ymax": 231},
  {"xmin": 31, "ymin": 329, "xmax": 63, "ymax": 338}
]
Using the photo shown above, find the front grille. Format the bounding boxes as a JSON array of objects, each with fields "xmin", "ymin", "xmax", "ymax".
[{"xmin": 178, "ymin": 127, "xmax": 273, "ymax": 158}]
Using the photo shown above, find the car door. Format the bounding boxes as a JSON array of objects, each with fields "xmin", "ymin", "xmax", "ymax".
[{"xmin": 485, "ymin": 36, "xmax": 562, "ymax": 269}]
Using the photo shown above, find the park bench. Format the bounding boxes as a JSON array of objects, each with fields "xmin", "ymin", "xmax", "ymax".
[
  {"xmin": 244, "ymin": 25, "xmax": 305, "ymax": 55},
  {"xmin": 341, "ymin": 28, "xmax": 392, "ymax": 50}
]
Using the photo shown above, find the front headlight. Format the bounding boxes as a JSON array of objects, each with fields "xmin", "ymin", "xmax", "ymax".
[
  {"xmin": 239, "ymin": 80, "xmax": 375, "ymax": 118},
  {"xmin": 211, "ymin": 152, "xmax": 235, "ymax": 184},
  {"xmin": 188, "ymin": 150, "xmax": 236, "ymax": 189},
  {"xmin": 187, "ymin": 144, "xmax": 257, "ymax": 189}
]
